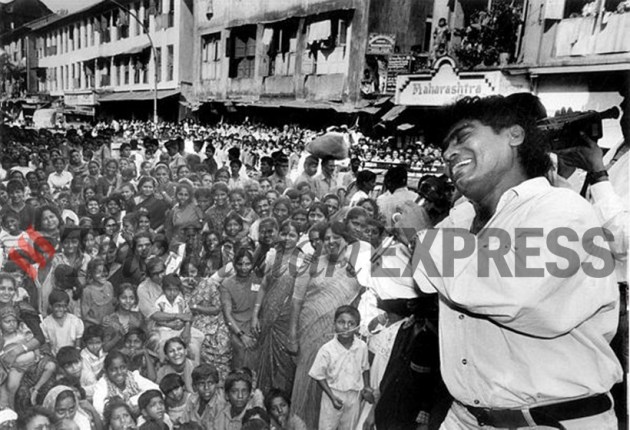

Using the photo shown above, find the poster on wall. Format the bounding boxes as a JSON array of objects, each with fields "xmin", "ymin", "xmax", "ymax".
[{"xmin": 386, "ymin": 54, "xmax": 411, "ymax": 94}]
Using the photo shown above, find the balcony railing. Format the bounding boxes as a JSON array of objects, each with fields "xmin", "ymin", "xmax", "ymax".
[{"xmin": 554, "ymin": 13, "xmax": 630, "ymax": 57}]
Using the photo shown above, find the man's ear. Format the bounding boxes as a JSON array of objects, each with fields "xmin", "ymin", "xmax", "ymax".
[{"xmin": 508, "ymin": 125, "xmax": 525, "ymax": 147}]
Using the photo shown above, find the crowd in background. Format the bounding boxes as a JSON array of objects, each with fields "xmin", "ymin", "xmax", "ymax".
[{"xmin": 0, "ymin": 119, "xmax": 453, "ymax": 430}]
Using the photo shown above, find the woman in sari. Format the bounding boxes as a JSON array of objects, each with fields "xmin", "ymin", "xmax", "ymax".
[
  {"xmin": 96, "ymin": 160, "xmax": 121, "ymax": 198},
  {"xmin": 181, "ymin": 263, "xmax": 232, "ymax": 381},
  {"xmin": 133, "ymin": 176, "xmax": 170, "ymax": 231},
  {"xmin": 288, "ymin": 222, "xmax": 362, "ymax": 429},
  {"xmin": 163, "ymin": 182, "xmax": 204, "ymax": 244},
  {"xmin": 252, "ymin": 220, "xmax": 303, "ymax": 395},
  {"xmin": 42, "ymin": 385, "xmax": 100, "ymax": 430}
]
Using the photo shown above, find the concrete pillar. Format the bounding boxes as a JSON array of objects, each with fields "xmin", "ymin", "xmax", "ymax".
[{"xmin": 294, "ymin": 18, "xmax": 306, "ymax": 98}]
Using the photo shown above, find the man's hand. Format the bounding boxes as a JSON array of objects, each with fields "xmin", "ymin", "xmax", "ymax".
[
  {"xmin": 555, "ymin": 131, "xmax": 606, "ymax": 174},
  {"xmin": 393, "ymin": 202, "xmax": 432, "ymax": 246}
]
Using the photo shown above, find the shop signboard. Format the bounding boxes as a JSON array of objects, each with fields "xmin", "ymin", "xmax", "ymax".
[
  {"xmin": 367, "ymin": 33, "xmax": 396, "ymax": 55},
  {"xmin": 385, "ymin": 54, "xmax": 411, "ymax": 94},
  {"xmin": 395, "ymin": 56, "xmax": 530, "ymax": 106},
  {"xmin": 64, "ymin": 92, "xmax": 97, "ymax": 106}
]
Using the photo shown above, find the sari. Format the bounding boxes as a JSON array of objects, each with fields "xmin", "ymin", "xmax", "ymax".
[
  {"xmin": 255, "ymin": 251, "xmax": 300, "ymax": 395},
  {"xmin": 290, "ymin": 254, "xmax": 362, "ymax": 429},
  {"xmin": 134, "ymin": 195, "xmax": 171, "ymax": 230}
]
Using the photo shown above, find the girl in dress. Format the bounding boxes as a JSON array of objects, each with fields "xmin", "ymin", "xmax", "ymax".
[{"xmin": 81, "ymin": 258, "xmax": 115, "ymax": 328}]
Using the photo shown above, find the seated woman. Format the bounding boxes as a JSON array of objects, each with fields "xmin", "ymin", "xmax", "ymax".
[
  {"xmin": 92, "ymin": 351, "xmax": 159, "ymax": 416},
  {"xmin": 42, "ymin": 385, "xmax": 99, "ymax": 430}
]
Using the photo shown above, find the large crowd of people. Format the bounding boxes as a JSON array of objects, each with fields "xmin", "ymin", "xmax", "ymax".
[{"xmin": 0, "ymin": 91, "xmax": 627, "ymax": 430}]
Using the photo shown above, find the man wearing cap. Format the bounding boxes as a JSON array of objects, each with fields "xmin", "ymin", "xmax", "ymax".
[
  {"xmin": 377, "ymin": 165, "xmax": 419, "ymax": 228},
  {"xmin": 348, "ymin": 170, "xmax": 377, "ymax": 206},
  {"xmin": 406, "ymin": 95, "xmax": 621, "ymax": 429}
]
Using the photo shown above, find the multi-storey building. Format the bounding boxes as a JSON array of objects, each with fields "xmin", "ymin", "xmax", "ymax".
[
  {"xmin": 393, "ymin": 0, "xmax": 629, "ymax": 149},
  {"xmin": 191, "ymin": 0, "xmax": 434, "ymax": 124},
  {"xmin": 0, "ymin": 0, "xmax": 52, "ymax": 112},
  {"xmin": 33, "ymin": 0, "xmax": 194, "ymax": 121}
]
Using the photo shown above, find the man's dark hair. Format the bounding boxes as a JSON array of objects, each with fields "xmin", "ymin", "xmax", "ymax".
[
  {"xmin": 56, "ymin": 346, "xmax": 82, "ymax": 367},
  {"xmin": 192, "ymin": 363, "xmax": 219, "ymax": 385},
  {"xmin": 224, "ymin": 370, "xmax": 253, "ymax": 393},
  {"xmin": 384, "ymin": 165, "xmax": 407, "ymax": 192},
  {"xmin": 443, "ymin": 95, "xmax": 552, "ymax": 179}
]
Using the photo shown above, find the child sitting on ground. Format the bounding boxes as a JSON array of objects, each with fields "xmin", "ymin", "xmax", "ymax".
[
  {"xmin": 80, "ymin": 325, "xmax": 105, "ymax": 391},
  {"xmin": 159, "ymin": 373, "xmax": 190, "ymax": 429},
  {"xmin": 81, "ymin": 258, "xmax": 115, "ymax": 327},
  {"xmin": 308, "ymin": 305, "xmax": 372, "ymax": 430},
  {"xmin": 138, "ymin": 389, "xmax": 172, "ymax": 430},
  {"xmin": 154, "ymin": 274, "xmax": 204, "ymax": 365},
  {"xmin": 264, "ymin": 388, "xmax": 307, "ymax": 430},
  {"xmin": 56, "ymin": 346, "xmax": 96, "ymax": 401},
  {"xmin": 0, "ymin": 306, "xmax": 52, "ymax": 409},
  {"xmin": 40, "ymin": 290, "xmax": 85, "ymax": 355},
  {"xmin": 183, "ymin": 364, "xmax": 224, "ymax": 430},
  {"xmin": 214, "ymin": 370, "xmax": 254, "ymax": 430}
]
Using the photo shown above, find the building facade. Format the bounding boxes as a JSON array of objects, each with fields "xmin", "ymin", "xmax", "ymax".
[
  {"xmin": 393, "ymin": 0, "xmax": 629, "ymax": 149},
  {"xmin": 33, "ymin": 0, "xmax": 194, "ymax": 121},
  {"xmin": 0, "ymin": 0, "xmax": 52, "ymax": 108},
  {"xmin": 191, "ymin": 0, "xmax": 434, "ymax": 122}
]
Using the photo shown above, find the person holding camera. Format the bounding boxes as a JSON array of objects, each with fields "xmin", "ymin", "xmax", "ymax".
[{"xmin": 401, "ymin": 95, "xmax": 622, "ymax": 429}]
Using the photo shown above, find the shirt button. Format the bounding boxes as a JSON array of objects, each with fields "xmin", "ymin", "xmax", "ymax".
[
  {"xmin": 461, "ymin": 358, "xmax": 467, "ymax": 365},
  {"xmin": 459, "ymin": 314, "xmax": 465, "ymax": 320}
]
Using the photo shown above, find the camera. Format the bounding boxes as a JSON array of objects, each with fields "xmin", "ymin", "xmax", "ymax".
[{"xmin": 536, "ymin": 106, "xmax": 620, "ymax": 151}]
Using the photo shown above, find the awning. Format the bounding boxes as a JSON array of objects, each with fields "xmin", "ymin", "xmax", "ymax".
[
  {"xmin": 99, "ymin": 89, "xmax": 180, "ymax": 102},
  {"xmin": 381, "ymin": 105, "xmax": 407, "ymax": 122},
  {"xmin": 116, "ymin": 42, "xmax": 151, "ymax": 56},
  {"xmin": 530, "ymin": 63, "xmax": 630, "ymax": 76}
]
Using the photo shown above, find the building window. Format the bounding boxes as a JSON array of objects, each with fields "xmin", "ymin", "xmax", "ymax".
[
  {"xmin": 116, "ymin": 9, "xmax": 130, "ymax": 39},
  {"xmin": 263, "ymin": 21, "xmax": 298, "ymax": 77},
  {"xmin": 143, "ymin": 0, "xmax": 150, "ymax": 32},
  {"xmin": 104, "ymin": 14, "xmax": 111, "ymax": 43},
  {"xmin": 227, "ymin": 25, "xmax": 256, "ymax": 79},
  {"xmin": 167, "ymin": 0, "xmax": 174, "ymax": 27},
  {"xmin": 123, "ymin": 58, "xmax": 129, "ymax": 84},
  {"xmin": 303, "ymin": 14, "xmax": 352, "ymax": 75},
  {"xmin": 166, "ymin": 44, "xmax": 174, "ymax": 81},
  {"xmin": 201, "ymin": 33, "xmax": 221, "ymax": 80},
  {"xmin": 155, "ymin": 47, "xmax": 162, "ymax": 82}
]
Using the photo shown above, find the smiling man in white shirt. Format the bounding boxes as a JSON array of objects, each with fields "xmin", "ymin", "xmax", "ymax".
[{"xmin": 406, "ymin": 95, "xmax": 622, "ymax": 429}]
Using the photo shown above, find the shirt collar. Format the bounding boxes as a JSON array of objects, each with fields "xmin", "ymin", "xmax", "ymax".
[{"xmin": 446, "ymin": 177, "xmax": 551, "ymax": 227}]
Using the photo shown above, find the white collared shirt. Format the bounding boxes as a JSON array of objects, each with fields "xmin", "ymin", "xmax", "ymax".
[{"xmin": 413, "ymin": 177, "xmax": 622, "ymax": 408}]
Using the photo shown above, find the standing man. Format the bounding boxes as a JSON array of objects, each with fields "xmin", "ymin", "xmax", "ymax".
[
  {"xmin": 377, "ymin": 165, "xmax": 419, "ymax": 227},
  {"xmin": 406, "ymin": 95, "xmax": 622, "ymax": 429},
  {"xmin": 269, "ymin": 154, "xmax": 293, "ymax": 193},
  {"xmin": 314, "ymin": 156, "xmax": 340, "ymax": 199}
]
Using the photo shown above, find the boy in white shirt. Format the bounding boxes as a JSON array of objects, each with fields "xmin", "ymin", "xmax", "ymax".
[{"xmin": 309, "ymin": 305, "xmax": 373, "ymax": 430}]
